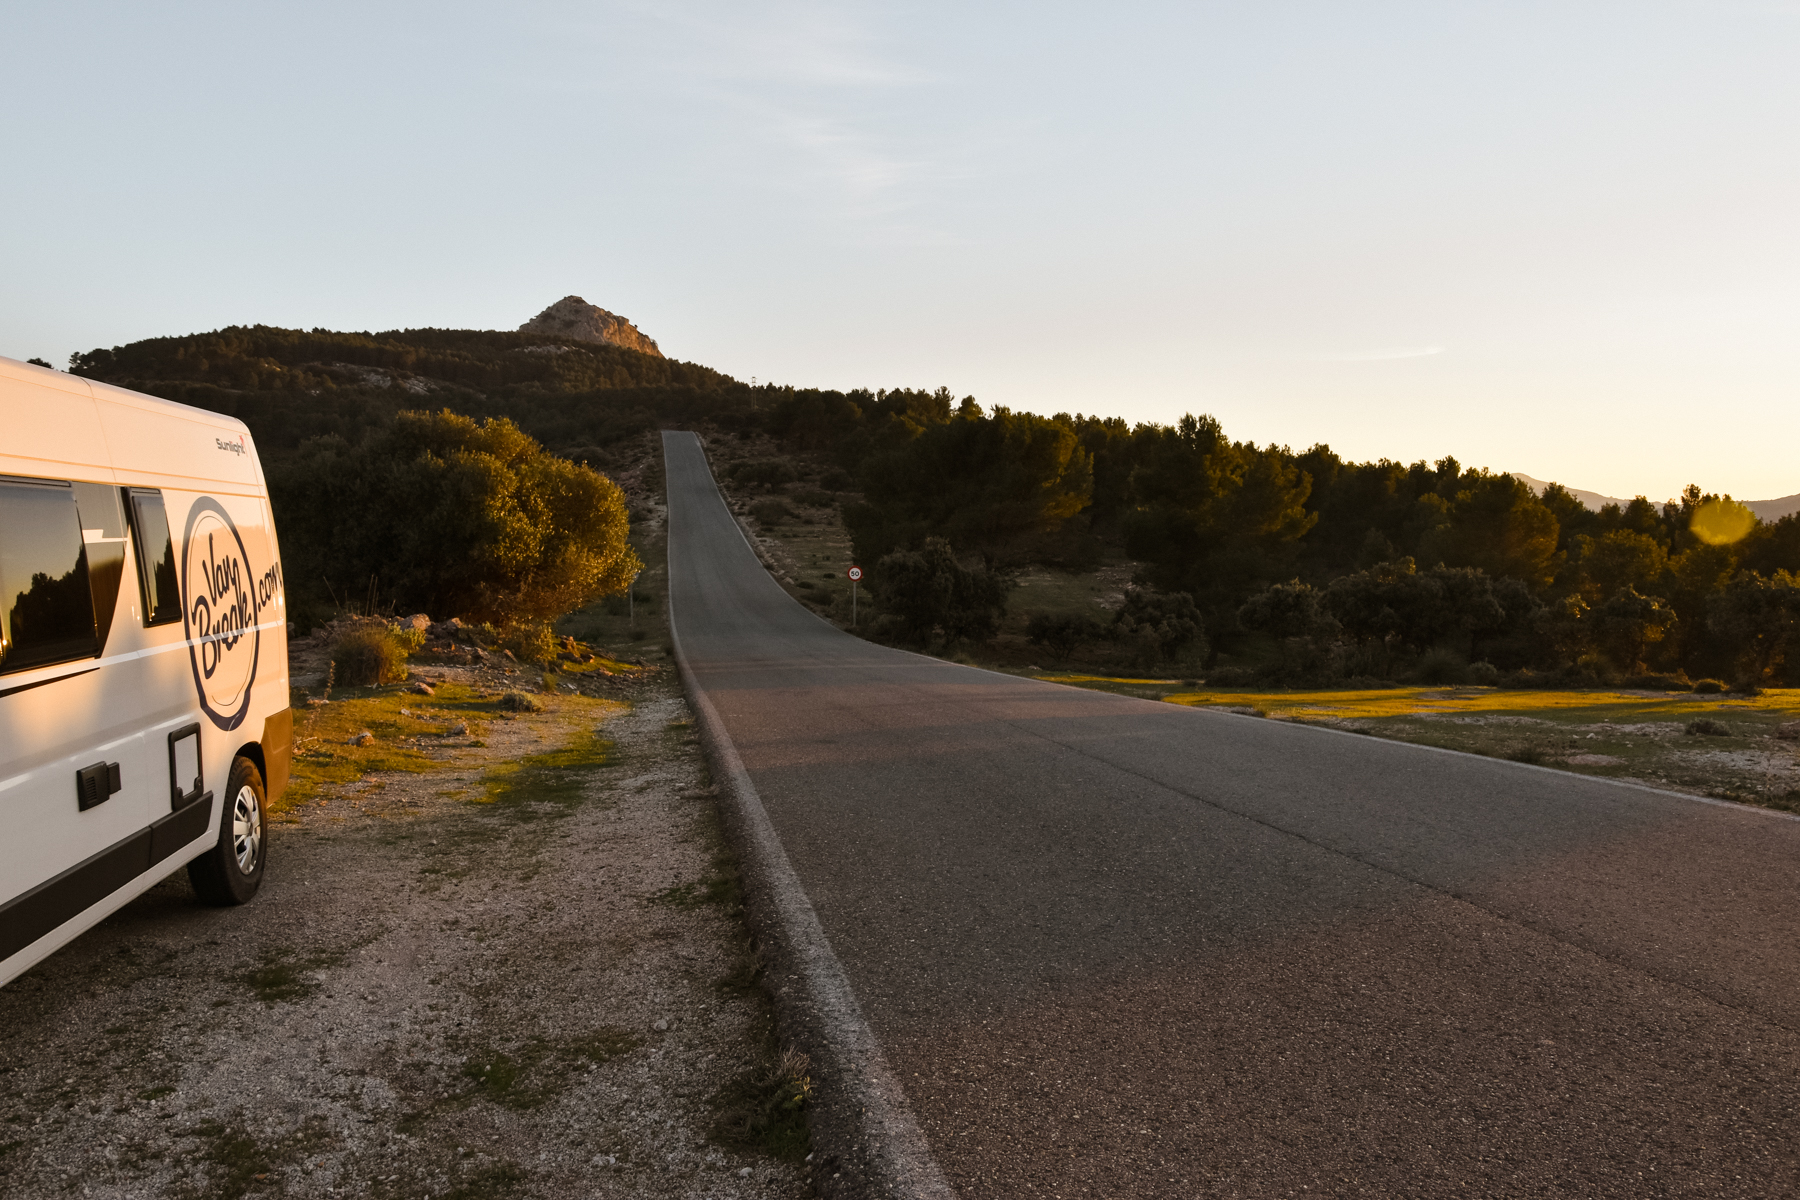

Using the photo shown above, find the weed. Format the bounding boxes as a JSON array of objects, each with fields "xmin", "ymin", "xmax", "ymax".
[
  {"xmin": 136, "ymin": 1086, "xmax": 176, "ymax": 1101},
  {"xmin": 709, "ymin": 1046, "xmax": 813, "ymax": 1162},
  {"xmin": 1685, "ymin": 718, "xmax": 1731, "ymax": 736},
  {"xmin": 1505, "ymin": 745, "xmax": 1549, "ymax": 765}
]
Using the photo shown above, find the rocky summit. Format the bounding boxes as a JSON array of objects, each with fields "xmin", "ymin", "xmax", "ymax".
[{"xmin": 518, "ymin": 295, "xmax": 663, "ymax": 358}]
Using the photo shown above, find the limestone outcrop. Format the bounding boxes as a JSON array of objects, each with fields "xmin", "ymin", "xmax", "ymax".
[{"xmin": 519, "ymin": 296, "xmax": 663, "ymax": 358}]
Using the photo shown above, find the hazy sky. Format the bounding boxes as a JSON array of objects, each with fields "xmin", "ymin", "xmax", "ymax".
[{"xmin": 6, "ymin": 2, "xmax": 1798, "ymax": 500}]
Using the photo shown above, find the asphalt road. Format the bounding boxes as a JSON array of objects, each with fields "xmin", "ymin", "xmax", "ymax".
[{"xmin": 662, "ymin": 431, "xmax": 1800, "ymax": 1198}]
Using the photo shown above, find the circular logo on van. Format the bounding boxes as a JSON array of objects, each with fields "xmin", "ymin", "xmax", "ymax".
[{"xmin": 183, "ymin": 498, "xmax": 261, "ymax": 731}]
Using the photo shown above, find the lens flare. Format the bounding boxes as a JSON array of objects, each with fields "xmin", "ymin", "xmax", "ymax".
[{"xmin": 1690, "ymin": 498, "xmax": 1756, "ymax": 546}]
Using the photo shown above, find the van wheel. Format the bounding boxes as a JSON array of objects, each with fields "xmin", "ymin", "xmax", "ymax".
[{"xmin": 189, "ymin": 756, "xmax": 267, "ymax": 906}]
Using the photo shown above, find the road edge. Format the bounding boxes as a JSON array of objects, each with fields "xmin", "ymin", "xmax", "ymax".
[{"xmin": 671, "ymin": 646, "xmax": 958, "ymax": 1200}]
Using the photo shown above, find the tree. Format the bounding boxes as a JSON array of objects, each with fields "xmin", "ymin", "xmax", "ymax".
[
  {"xmin": 270, "ymin": 410, "xmax": 640, "ymax": 624},
  {"xmin": 871, "ymin": 538, "xmax": 1011, "ymax": 644},
  {"xmin": 1124, "ymin": 416, "xmax": 1316, "ymax": 632},
  {"xmin": 1710, "ymin": 571, "xmax": 1800, "ymax": 684},
  {"xmin": 849, "ymin": 403, "xmax": 1093, "ymax": 566},
  {"xmin": 1418, "ymin": 472, "xmax": 1561, "ymax": 587},
  {"xmin": 1571, "ymin": 530, "xmax": 1667, "ymax": 602},
  {"xmin": 1594, "ymin": 587, "xmax": 1677, "ymax": 672}
]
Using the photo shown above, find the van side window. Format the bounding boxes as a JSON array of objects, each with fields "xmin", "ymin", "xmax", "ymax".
[
  {"xmin": 0, "ymin": 477, "xmax": 100, "ymax": 674},
  {"xmin": 71, "ymin": 482, "xmax": 127, "ymax": 653},
  {"xmin": 127, "ymin": 489, "xmax": 181, "ymax": 627}
]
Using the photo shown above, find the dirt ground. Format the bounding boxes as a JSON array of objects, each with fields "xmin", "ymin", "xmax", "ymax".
[{"xmin": 0, "ymin": 447, "xmax": 817, "ymax": 1200}]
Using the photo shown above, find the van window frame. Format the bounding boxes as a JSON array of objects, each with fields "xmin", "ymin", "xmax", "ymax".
[
  {"xmin": 0, "ymin": 474, "xmax": 101, "ymax": 675},
  {"xmin": 125, "ymin": 488, "xmax": 182, "ymax": 628}
]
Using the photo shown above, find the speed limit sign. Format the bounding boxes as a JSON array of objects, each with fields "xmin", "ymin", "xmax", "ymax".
[{"xmin": 847, "ymin": 566, "xmax": 863, "ymax": 581}]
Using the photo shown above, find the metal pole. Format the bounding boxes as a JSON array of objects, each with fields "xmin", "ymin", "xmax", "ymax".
[{"xmin": 852, "ymin": 580, "xmax": 857, "ymax": 628}]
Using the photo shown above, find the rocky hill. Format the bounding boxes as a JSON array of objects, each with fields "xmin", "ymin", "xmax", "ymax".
[{"xmin": 520, "ymin": 296, "xmax": 663, "ymax": 358}]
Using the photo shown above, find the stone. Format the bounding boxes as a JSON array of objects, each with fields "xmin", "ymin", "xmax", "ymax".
[
  {"xmin": 408, "ymin": 682, "xmax": 434, "ymax": 696},
  {"xmin": 400, "ymin": 613, "xmax": 430, "ymax": 632},
  {"xmin": 1777, "ymin": 721, "xmax": 1800, "ymax": 741},
  {"xmin": 518, "ymin": 296, "xmax": 664, "ymax": 357},
  {"xmin": 351, "ymin": 731, "xmax": 375, "ymax": 746}
]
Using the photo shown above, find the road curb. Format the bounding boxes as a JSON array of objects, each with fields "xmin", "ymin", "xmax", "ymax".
[{"xmin": 670, "ymin": 625, "xmax": 957, "ymax": 1200}]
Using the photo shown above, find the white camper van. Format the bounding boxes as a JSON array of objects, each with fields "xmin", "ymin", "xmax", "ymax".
[{"xmin": 0, "ymin": 356, "xmax": 290, "ymax": 987}]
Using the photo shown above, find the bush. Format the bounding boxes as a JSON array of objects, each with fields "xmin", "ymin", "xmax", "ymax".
[
  {"xmin": 330, "ymin": 624, "xmax": 411, "ymax": 686},
  {"xmin": 730, "ymin": 460, "xmax": 799, "ymax": 491},
  {"xmin": 750, "ymin": 498, "xmax": 795, "ymax": 526},
  {"xmin": 872, "ymin": 537, "xmax": 1011, "ymax": 644},
  {"xmin": 1693, "ymin": 678, "xmax": 1727, "ymax": 694},
  {"xmin": 501, "ymin": 622, "xmax": 558, "ymax": 665},
  {"xmin": 1114, "ymin": 588, "xmax": 1205, "ymax": 667},
  {"xmin": 818, "ymin": 468, "xmax": 857, "ymax": 491},
  {"xmin": 1025, "ymin": 612, "xmax": 1104, "ymax": 662},
  {"xmin": 1622, "ymin": 673, "xmax": 1690, "ymax": 692},
  {"xmin": 1467, "ymin": 661, "xmax": 1500, "ymax": 686},
  {"xmin": 1415, "ymin": 648, "xmax": 1467, "ymax": 685},
  {"xmin": 1685, "ymin": 719, "xmax": 1730, "ymax": 737},
  {"xmin": 270, "ymin": 411, "xmax": 640, "ymax": 626}
]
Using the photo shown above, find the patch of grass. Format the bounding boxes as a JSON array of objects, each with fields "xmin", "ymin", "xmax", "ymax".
[
  {"xmin": 481, "ymin": 725, "xmax": 618, "ymax": 808},
  {"xmin": 709, "ymin": 1046, "xmax": 813, "ymax": 1163},
  {"xmin": 235, "ymin": 946, "xmax": 349, "ymax": 1003},
  {"xmin": 285, "ymin": 681, "xmax": 495, "ymax": 811},
  {"xmin": 1685, "ymin": 718, "xmax": 1732, "ymax": 736},
  {"xmin": 1504, "ymin": 745, "xmax": 1550, "ymax": 765},
  {"xmin": 453, "ymin": 1029, "xmax": 636, "ymax": 1112},
  {"xmin": 174, "ymin": 1115, "xmax": 330, "ymax": 1200}
]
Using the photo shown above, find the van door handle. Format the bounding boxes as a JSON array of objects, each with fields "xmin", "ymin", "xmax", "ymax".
[{"xmin": 76, "ymin": 761, "xmax": 122, "ymax": 811}]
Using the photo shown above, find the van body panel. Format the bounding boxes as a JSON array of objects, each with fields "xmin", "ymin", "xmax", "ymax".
[
  {"xmin": 261, "ymin": 707, "xmax": 293, "ymax": 801},
  {"xmin": 0, "ymin": 356, "xmax": 289, "ymax": 987}
]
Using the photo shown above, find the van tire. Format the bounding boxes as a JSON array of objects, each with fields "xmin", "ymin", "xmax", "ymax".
[{"xmin": 188, "ymin": 756, "xmax": 267, "ymax": 906}]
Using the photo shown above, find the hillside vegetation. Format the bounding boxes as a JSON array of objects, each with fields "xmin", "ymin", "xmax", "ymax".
[{"xmin": 69, "ymin": 324, "xmax": 1800, "ymax": 687}]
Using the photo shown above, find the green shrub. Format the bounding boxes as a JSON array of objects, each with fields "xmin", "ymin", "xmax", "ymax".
[
  {"xmin": 270, "ymin": 411, "xmax": 640, "ymax": 626},
  {"xmin": 330, "ymin": 625, "xmax": 411, "ymax": 686},
  {"xmin": 1026, "ymin": 612, "xmax": 1104, "ymax": 662},
  {"xmin": 872, "ymin": 537, "xmax": 1011, "ymax": 644},
  {"xmin": 1467, "ymin": 660, "xmax": 1500, "ymax": 686},
  {"xmin": 1114, "ymin": 588, "xmax": 1205, "ymax": 667},
  {"xmin": 1693, "ymin": 678, "xmax": 1727, "ymax": 694},
  {"xmin": 1416, "ymin": 648, "xmax": 1467, "ymax": 685},
  {"xmin": 750, "ymin": 498, "xmax": 795, "ymax": 526},
  {"xmin": 501, "ymin": 622, "xmax": 558, "ymax": 665},
  {"xmin": 1685, "ymin": 718, "xmax": 1730, "ymax": 737}
]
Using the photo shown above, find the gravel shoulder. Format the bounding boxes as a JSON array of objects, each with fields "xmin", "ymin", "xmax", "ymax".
[{"xmin": 0, "ymin": 449, "xmax": 817, "ymax": 1200}]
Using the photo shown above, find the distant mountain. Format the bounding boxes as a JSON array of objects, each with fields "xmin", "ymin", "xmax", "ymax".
[
  {"xmin": 1509, "ymin": 473, "xmax": 1800, "ymax": 523},
  {"xmin": 519, "ymin": 296, "xmax": 663, "ymax": 358}
]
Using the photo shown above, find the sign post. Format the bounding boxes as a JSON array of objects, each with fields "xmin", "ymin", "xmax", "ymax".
[{"xmin": 847, "ymin": 565, "xmax": 863, "ymax": 627}]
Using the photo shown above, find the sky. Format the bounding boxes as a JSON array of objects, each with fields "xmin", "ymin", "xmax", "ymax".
[{"xmin": 5, "ymin": 1, "xmax": 1798, "ymax": 501}]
